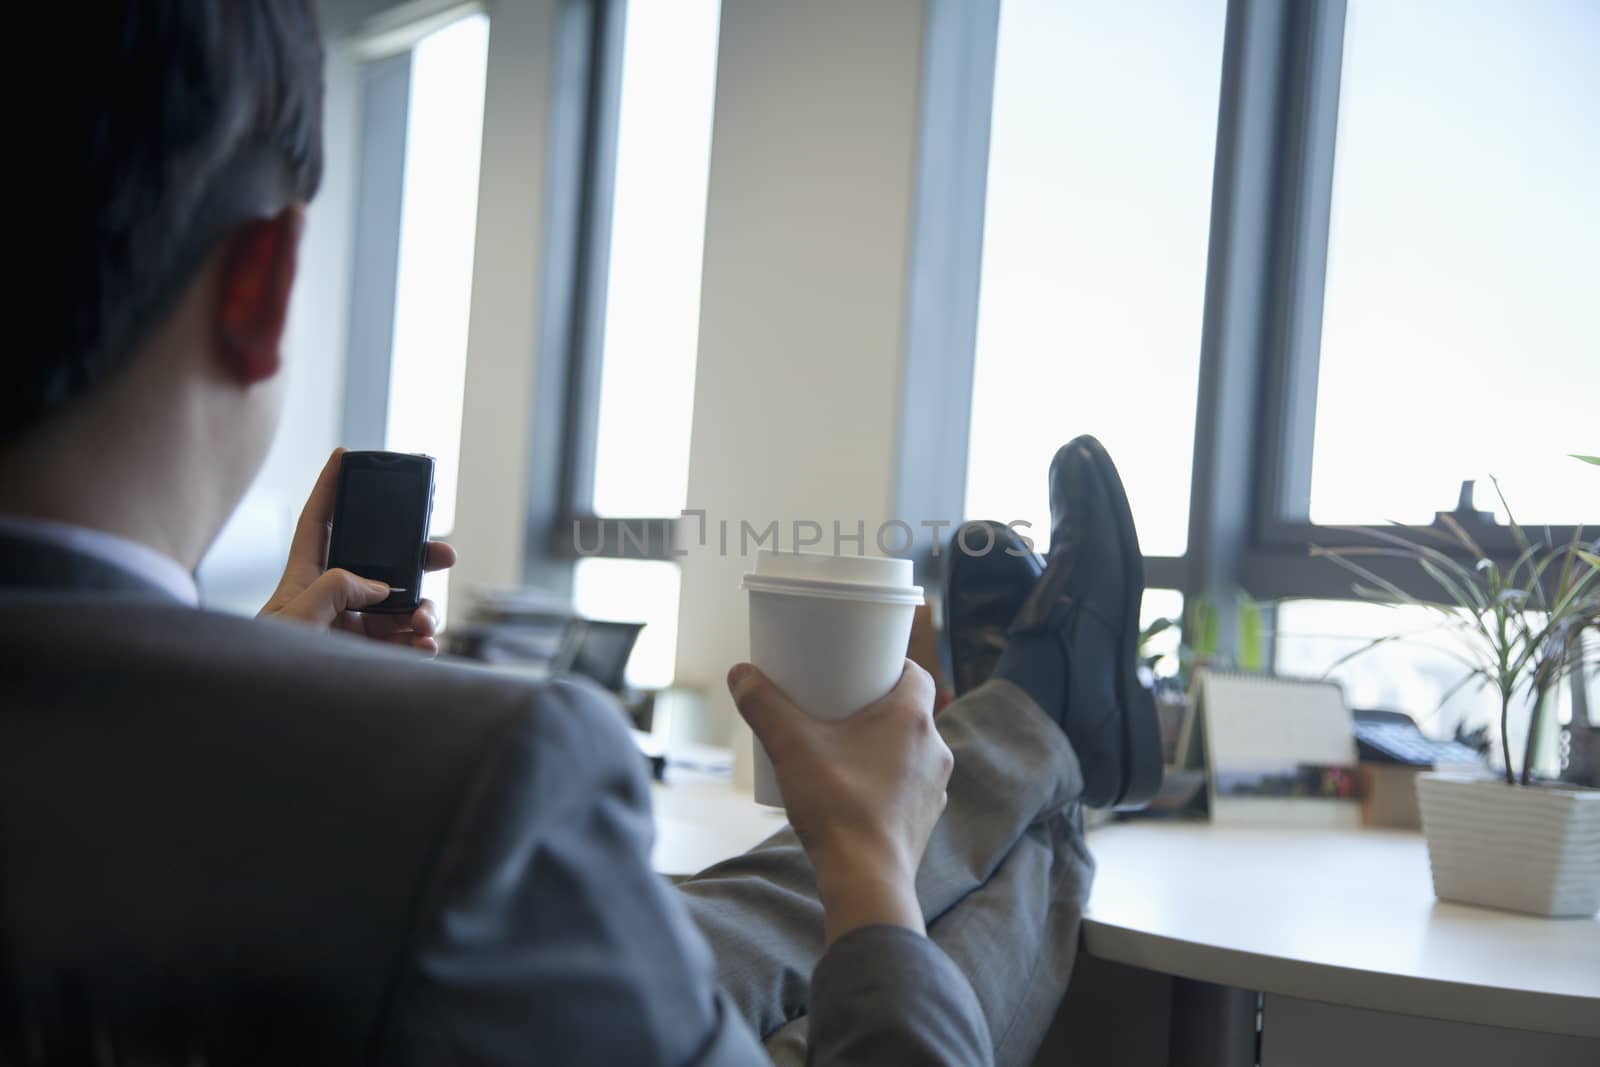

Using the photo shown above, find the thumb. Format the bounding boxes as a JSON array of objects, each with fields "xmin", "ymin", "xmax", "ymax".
[
  {"xmin": 727, "ymin": 664, "xmax": 810, "ymax": 756},
  {"xmin": 283, "ymin": 448, "xmax": 346, "ymax": 580},
  {"xmin": 277, "ymin": 568, "xmax": 390, "ymax": 627}
]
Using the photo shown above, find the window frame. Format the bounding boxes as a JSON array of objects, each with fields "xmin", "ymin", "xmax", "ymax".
[
  {"xmin": 341, "ymin": 50, "xmax": 411, "ymax": 456},
  {"xmin": 341, "ymin": 2, "xmax": 490, "ymax": 538},
  {"xmin": 528, "ymin": 0, "xmax": 686, "ymax": 578},
  {"xmin": 518, "ymin": 0, "xmax": 1594, "ymax": 663},
  {"xmin": 1184, "ymin": 0, "xmax": 1352, "ymax": 629},
  {"xmin": 944, "ymin": 0, "xmax": 1591, "ymax": 661},
  {"xmin": 1197, "ymin": 0, "xmax": 1589, "ymax": 620},
  {"xmin": 503, "ymin": 0, "xmax": 659, "ymax": 592},
  {"xmin": 342, "ymin": 0, "xmax": 644, "ymax": 595},
  {"xmin": 535, "ymin": 0, "xmax": 1010, "ymax": 583}
]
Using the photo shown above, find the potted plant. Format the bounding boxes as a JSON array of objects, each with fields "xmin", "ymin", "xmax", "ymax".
[{"xmin": 1314, "ymin": 467, "xmax": 1600, "ymax": 917}]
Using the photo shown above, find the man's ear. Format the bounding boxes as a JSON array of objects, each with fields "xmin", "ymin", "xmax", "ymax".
[{"xmin": 215, "ymin": 205, "xmax": 305, "ymax": 385}]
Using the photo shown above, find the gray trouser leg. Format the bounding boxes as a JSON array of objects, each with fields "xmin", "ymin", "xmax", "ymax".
[{"xmin": 674, "ymin": 679, "xmax": 1091, "ymax": 1067}]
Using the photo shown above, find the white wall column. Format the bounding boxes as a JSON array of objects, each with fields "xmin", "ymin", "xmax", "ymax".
[{"xmin": 673, "ymin": 0, "xmax": 933, "ymax": 748}]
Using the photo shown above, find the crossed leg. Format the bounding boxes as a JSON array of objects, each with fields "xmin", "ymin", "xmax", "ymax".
[{"xmin": 674, "ymin": 679, "xmax": 1092, "ymax": 1067}]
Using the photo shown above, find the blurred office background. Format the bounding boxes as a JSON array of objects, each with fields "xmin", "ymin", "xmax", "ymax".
[{"xmin": 198, "ymin": 0, "xmax": 1598, "ymax": 759}]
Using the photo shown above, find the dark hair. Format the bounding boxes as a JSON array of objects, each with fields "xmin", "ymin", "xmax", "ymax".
[{"xmin": 13, "ymin": 1, "xmax": 324, "ymax": 433}]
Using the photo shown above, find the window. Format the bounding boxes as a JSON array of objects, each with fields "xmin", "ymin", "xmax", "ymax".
[
  {"xmin": 571, "ymin": 0, "xmax": 721, "ymax": 688},
  {"xmin": 528, "ymin": 0, "xmax": 1594, "ymax": 718},
  {"xmin": 573, "ymin": 558, "xmax": 683, "ymax": 689},
  {"xmin": 1250, "ymin": 0, "xmax": 1598, "ymax": 750},
  {"xmin": 1140, "ymin": 589, "xmax": 1186, "ymax": 681},
  {"xmin": 1276, "ymin": 599, "xmax": 1596, "ymax": 776},
  {"xmin": 1136, "ymin": 0, "xmax": 1600, "ymax": 623},
  {"xmin": 588, "ymin": 0, "xmax": 720, "ymax": 517},
  {"xmin": 868, "ymin": 0, "xmax": 1599, "ymax": 747},
  {"xmin": 383, "ymin": 13, "xmax": 490, "ymax": 539},
  {"xmin": 963, "ymin": 0, "xmax": 1227, "ymax": 559},
  {"xmin": 1274, "ymin": 599, "xmax": 1501, "ymax": 735},
  {"xmin": 1308, "ymin": 0, "xmax": 1599, "ymax": 526},
  {"xmin": 344, "ymin": 11, "xmax": 491, "ymax": 623}
]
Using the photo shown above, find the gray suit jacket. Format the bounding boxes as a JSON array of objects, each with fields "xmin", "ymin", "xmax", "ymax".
[{"xmin": 0, "ymin": 535, "xmax": 989, "ymax": 1065}]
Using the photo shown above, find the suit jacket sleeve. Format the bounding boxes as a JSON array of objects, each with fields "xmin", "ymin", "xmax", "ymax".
[
  {"xmin": 379, "ymin": 678, "xmax": 766, "ymax": 1066},
  {"xmin": 807, "ymin": 925, "xmax": 993, "ymax": 1067}
]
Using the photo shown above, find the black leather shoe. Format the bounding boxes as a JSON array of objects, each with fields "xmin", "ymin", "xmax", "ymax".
[
  {"xmin": 943, "ymin": 521, "xmax": 1043, "ymax": 696},
  {"xmin": 1010, "ymin": 436, "xmax": 1162, "ymax": 810}
]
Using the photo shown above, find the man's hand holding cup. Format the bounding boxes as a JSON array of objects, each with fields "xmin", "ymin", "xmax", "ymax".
[{"xmin": 729, "ymin": 660, "xmax": 951, "ymax": 946}]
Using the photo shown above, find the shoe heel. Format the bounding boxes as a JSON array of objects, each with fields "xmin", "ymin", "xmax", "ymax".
[
  {"xmin": 1113, "ymin": 682, "xmax": 1163, "ymax": 809},
  {"xmin": 1083, "ymin": 438, "xmax": 1164, "ymax": 811}
]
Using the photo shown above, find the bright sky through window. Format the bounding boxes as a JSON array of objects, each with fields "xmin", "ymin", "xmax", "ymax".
[
  {"xmin": 575, "ymin": 0, "xmax": 722, "ymax": 689},
  {"xmin": 384, "ymin": 13, "xmax": 490, "ymax": 537},
  {"xmin": 964, "ymin": 0, "xmax": 1227, "ymax": 559},
  {"xmin": 590, "ymin": 0, "xmax": 721, "ymax": 518},
  {"xmin": 1310, "ymin": 0, "xmax": 1599, "ymax": 524}
]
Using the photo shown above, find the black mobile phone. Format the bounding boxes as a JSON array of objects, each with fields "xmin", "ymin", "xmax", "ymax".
[{"xmin": 325, "ymin": 451, "xmax": 435, "ymax": 614}]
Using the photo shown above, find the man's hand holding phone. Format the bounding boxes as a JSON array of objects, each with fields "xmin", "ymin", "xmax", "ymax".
[{"xmin": 260, "ymin": 448, "xmax": 455, "ymax": 654}]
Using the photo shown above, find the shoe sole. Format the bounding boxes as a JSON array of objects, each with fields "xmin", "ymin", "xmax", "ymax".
[{"xmin": 1077, "ymin": 439, "xmax": 1162, "ymax": 811}]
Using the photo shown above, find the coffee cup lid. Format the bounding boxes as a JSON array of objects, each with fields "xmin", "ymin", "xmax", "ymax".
[{"xmin": 742, "ymin": 550, "xmax": 924, "ymax": 605}]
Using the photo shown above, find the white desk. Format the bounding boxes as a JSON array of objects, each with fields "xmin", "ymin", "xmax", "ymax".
[
  {"xmin": 650, "ymin": 778, "xmax": 1599, "ymax": 1064},
  {"xmin": 1081, "ymin": 823, "xmax": 1598, "ymax": 1065},
  {"xmin": 1084, "ymin": 823, "xmax": 1597, "ymax": 1037}
]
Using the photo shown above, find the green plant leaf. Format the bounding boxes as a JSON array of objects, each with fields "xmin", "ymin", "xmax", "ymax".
[
  {"xmin": 1384, "ymin": 519, "xmax": 1457, "ymax": 547},
  {"xmin": 1312, "ymin": 545, "xmax": 1472, "ymax": 628},
  {"xmin": 1546, "ymin": 551, "xmax": 1600, "ymax": 623},
  {"xmin": 1418, "ymin": 556, "xmax": 1489, "ymax": 615},
  {"xmin": 1313, "ymin": 548, "xmax": 1423, "ymax": 607},
  {"xmin": 1318, "ymin": 632, "xmax": 1406, "ymax": 677},
  {"xmin": 1437, "ymin": 510, "xmax": 1488, "ymax": 561},
  {"xmin": 1188, "ymin": 597, "xmax": 1221, "ymax": 659},
  {"xmin": 1572, "ymin": 454, "xmax": 1600, "ymax": 466},
  {"xmin": 1326, "ymin": 526, "xmax": 1486, "ymax": 601},
  {"xmin": 1505, "ymin": 540, "xmax": 1552, "ymax": 608},
  {"xmin": 1488, "ymin": 475, "xmax": 1536, "ymax": 559},
  {"xmin": 1237, "ymin": 596, "xmax": 1264, "ymax": 672}
]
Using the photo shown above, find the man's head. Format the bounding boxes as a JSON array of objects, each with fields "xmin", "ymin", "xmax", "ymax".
[{"xmin": 6, "ymin": 1, "xmax": 324, "ymax": 564}]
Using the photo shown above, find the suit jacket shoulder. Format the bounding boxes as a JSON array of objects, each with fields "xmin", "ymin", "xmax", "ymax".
[{"xmin": 0, "ymin": 598, "xmax": 761, "ymax": 1065}]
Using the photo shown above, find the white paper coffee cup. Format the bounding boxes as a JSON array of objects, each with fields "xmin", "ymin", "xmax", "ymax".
[{"xmin": 742, "ymin": 550, "xmax": 924, "ymax": 807}]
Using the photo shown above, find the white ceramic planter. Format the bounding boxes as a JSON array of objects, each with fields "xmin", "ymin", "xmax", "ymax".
[{"xmin": 1416, "ymin": 772, "xmax": 1600, "ymax": 917}]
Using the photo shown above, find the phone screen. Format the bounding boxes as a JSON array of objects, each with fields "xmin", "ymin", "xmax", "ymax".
[{"xmin": 340, "ymin": 468, "xmax": 425, "ymax": 566}]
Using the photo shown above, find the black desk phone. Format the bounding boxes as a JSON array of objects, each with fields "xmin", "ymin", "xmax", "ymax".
[{"xmin": 1352, "ymin": 708, "xmax": 1484, "ymax": 768}]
